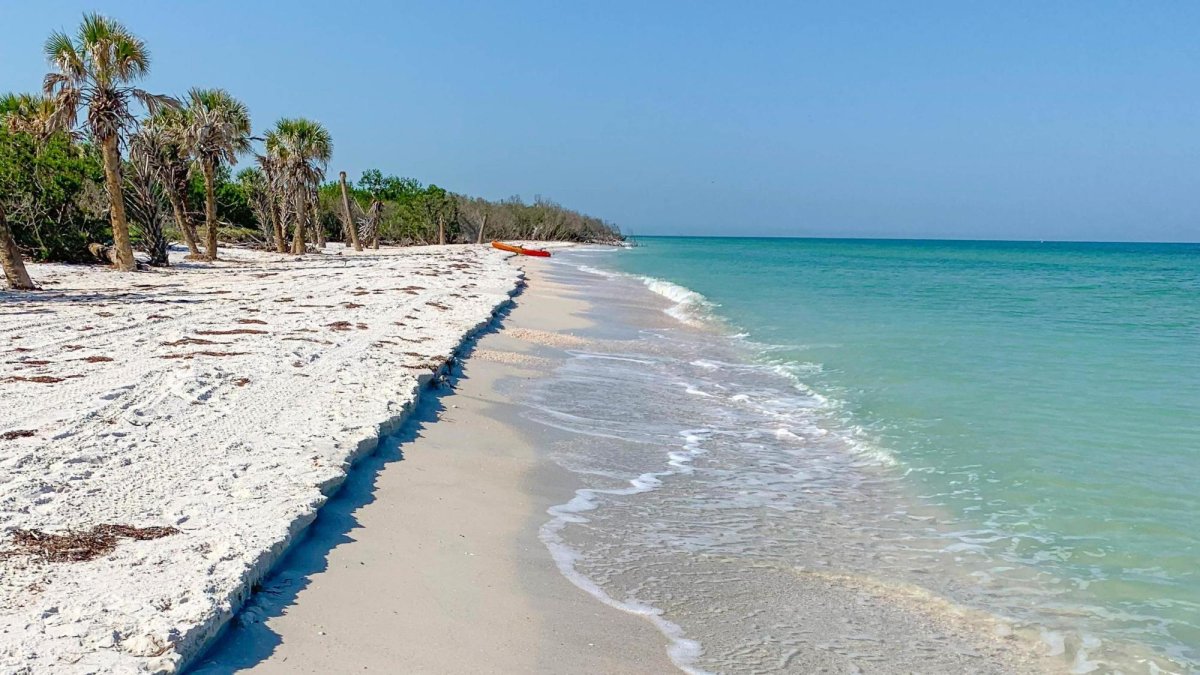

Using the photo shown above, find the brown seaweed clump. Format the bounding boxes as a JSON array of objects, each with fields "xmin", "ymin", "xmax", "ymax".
[{"xmin": 3, "ymin": 524, "xmax": 180, "ymax": 563}]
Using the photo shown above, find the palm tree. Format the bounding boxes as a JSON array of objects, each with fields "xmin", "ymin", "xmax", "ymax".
[
  {"xmin": 236, "ymin": 167, "xmax": 276, "ymax": 246},
  {"xmin": 179, "ymin": 88, "xmax": 251, "ymax": 260},
  {"xmin": 126, "ymin": 126, "xmax": 171, "ymax": 266},
  {"xmin": 254, "ymin": 152, "xmax": 287, "ymax": 253},
  {"xmin": 43, "ymin": 13, "xmax": 174, "ymax": 272},
  {"xmin": 0, "ymin": 93, "xmax": 65, "ymax": 141},
  {"xmin": 360, "ymin": 199, "xmax": 383, "ymax": 250},
  {"xmin": 143, "ymin": 111, "xmax": 202, "ymax": 256},
  {"xmin": 265, "ymin": 118, "xmax": 332, "ymax": 254}
]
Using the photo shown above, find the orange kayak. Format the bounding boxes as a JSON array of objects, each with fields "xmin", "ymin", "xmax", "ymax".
[{"xmin": 491, "ymin": 241, "xmax": 551, "ymax": 257}]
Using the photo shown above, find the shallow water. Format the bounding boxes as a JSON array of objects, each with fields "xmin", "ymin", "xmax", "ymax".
[{"xmin": 515, "ymin": 239, "xmax": 1199, "ymax": 674}]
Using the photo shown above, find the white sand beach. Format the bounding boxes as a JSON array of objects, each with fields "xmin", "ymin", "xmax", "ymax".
[
  {"xmin": 0, "ymin": 244, "xmax": 525, "ymax": 672},
  {"xmin": 192, "ymin": 263, "xmax": 676, "ymax": 674}
]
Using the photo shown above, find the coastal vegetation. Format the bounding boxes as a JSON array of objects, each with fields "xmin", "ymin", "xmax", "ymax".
[{"xmin": 0, "ymin": 13, "xmax": 622, "ymax": 290}]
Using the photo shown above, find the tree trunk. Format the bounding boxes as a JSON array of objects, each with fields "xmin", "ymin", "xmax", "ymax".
[
  {"xmin": 100, "ymin": 135, "xmax": 136, "ymax": 271},
  {"xmin": 201, "ymin": 159, "xmax": 219, "ymax": 260},
  {"xmin": 438, "ymin": 213, "xmax": 445, "ymax": 246},
  {"xmin": 313, "ymin": 192, "xmax": 324, "ymax": 249},
  {"xmin": 265, "ymin": 166, "xmax": 286, "ymax": 253},
  {"xmin": 339, "ymin": 171, "xmax": 362, "ymax": 252},
  {"xmin": 291, "ymin": 189, "xmax": 306, "ymax": 254},
  {"xmin": 167, "ymin": 191, "xmax": 200, "ymax": 256},
  {"xmin": 476, "ymin": 213, "xmax": 488, "ymax": 245},
  {"xmin": 270, "ymin": 196, "xmax": 285, "ymax": 253},
  {"xmin": 0, "ymin": 203, "xmax": 36, "ymax": 290}
]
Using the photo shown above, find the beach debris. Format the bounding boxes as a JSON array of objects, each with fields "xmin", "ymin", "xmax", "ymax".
[
  {"xmin": 195, "ymin": 328, "xmax": 268, "ymax": 336},
  {"xmin": 159, "ymin": 351, "xmax": 248, "ymax": 360},
  {"xmin": 5, "ymin": 375, "xmax": 65, "ymax": 384},
  {"xmin": 160, "ymin": 337, "xmax": 223, "ymax": 347},
  {"xmin": 2, "ymin": 524, "xmax": 180, "ymax": 563},
  {"xmin": 281, "ymin": 336, "xmax": 332, "ymax": 345},
  {"xmin": 0, "ymin": 430, "xmax": 36, "ymax": 440},
  {"xmin": 82, "ymin": 355, "xmax": 114, "ymax": 363},
  {"xmin": 326, "ymin": 321, "xmax": 353, "ymax": 331}
]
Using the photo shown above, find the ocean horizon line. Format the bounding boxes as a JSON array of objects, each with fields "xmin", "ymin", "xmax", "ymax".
[{"xmin": 630, "ymin": 234, "xmax": 1200, "ymax": 246}]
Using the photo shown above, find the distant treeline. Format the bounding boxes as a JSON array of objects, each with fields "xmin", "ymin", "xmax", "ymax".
[
  {"xmin": 0, "ymin": 12, "xmax": 620, "ymax": 289},
  {"xmin": 313, "ymin": 170, "xmax": 623, "ymax": 248}
]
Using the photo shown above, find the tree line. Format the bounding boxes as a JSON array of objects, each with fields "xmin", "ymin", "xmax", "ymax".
[{"xmin": 0, "ymin": 13, "xmax": 622, "ymax": 291}]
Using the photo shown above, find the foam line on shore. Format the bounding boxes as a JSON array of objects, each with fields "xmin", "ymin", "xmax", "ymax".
[{"xmin": 538, "ymin": 428, "xmax": 712, "ymax": 675}]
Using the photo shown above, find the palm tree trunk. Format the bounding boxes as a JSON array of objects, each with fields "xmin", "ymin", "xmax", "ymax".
[
  {"xmin": 270, "ymin": 196, "xmax": 285, "ymax": 253},
  {"xmin": 100, "ymin": 135, "xmax": 136, "ymax": 271},
  {"xmin": 438, "ymin": 213, "xmax": 445, "ymax": 246},
  {"xmin": 312, "ymin": 191, "xmax": 324, "ymax": 249},
  {"xmin": 201, "ymin": 158, "xmax": 219, "ymax": 260},
  {"xmin": 477, "ymin": 213, "xmax": 488, "ymax": 245},
  {"xmin": 266, "ymin": 168, "xmax": 286, "ymax": 253},
  {"xmin": 167, "ymin": 191, "xmax": 200, "ymax": 256},
  {"xmin": 339, "ymin": 171, "xmax": 362, "ymax": 252},
  {"xmin": 0, "ymin": 203, "xmax": 36, "ymax": 290},
  {"xmin": 291, "ymin": 189, "xmax": 306, "ymax": 254}
]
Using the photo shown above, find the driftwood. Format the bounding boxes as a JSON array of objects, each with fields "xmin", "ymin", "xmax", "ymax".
[{"xmin": 87, "ymin": 243, "xmax": 121, "ymax": 266}]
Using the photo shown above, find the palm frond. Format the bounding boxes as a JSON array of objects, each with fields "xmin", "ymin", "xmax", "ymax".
[
  {"xmin": 131, "ymin": 89, "xmax": 179, "ymax": 117},
  {"xmin": 43, "ymin": 31, "xmax": 84, "ymax": 81}
]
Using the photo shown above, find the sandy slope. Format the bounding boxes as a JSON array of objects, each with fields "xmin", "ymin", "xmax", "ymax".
[{"xmin": 0, "ymin": 244, "xmax": 521, "ymax": 673}]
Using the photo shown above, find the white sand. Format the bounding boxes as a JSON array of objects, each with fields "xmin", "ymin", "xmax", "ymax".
[{"xmin": 0, "ymin": 243, "xmax": 524, "ymax": 673}]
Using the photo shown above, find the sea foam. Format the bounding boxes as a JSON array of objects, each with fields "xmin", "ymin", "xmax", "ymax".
[
  {"xmin": 538, "ymin": 428, "xmax": 715, "ymax": 675},
  {"xmin": 640, "ymin": 276, "xmax": 716, "ymax": 325}
]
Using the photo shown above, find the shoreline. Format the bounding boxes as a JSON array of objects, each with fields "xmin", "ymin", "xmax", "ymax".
[
  {"xmin": 0, "ymin": 243, "xmax": 527, "ymax": 672},
  {"xmin": 193, "ymin": 261, "xmax": 677, "ymax": 673}
]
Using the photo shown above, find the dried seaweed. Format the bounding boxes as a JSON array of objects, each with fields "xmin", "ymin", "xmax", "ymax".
[
  {"xmin": 1, "ymin": 430, "xmax": 36, "ymax": 441},
  {"xmin": 159, "ymin": 351, "xmax": 248, "ymax": 360},
  {"xmin": 195, "ymin": 329, "xmax": 268, "ymax": 336},
  {"xmin": 3, "ymin": 524, "xmax": 179, "ymax": 563}
]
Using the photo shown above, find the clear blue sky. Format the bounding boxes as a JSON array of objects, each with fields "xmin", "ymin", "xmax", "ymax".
[{"xmin": 3, "ymin": 2, "xmax": 1198, "ymax": 242}]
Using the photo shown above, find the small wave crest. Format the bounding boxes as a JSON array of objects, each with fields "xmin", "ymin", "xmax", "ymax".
[
  {"xmin": 640, "ymin": 276, "xmax": 717, "ymax": 325},
  {"xmin": 576, "ymin": 264, "xmax": 616, "ymax": 278}
]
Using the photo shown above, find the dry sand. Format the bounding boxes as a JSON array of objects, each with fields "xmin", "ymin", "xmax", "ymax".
[
  {"xmin": 192, "ymin": 262, "xmax": 677, "ymax": 674},
  {"xmin": 0, "ymin": 244, "xmax": 525, "ymax": 673}
]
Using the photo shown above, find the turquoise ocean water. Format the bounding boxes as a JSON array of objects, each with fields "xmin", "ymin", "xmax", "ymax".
[{"xmin": 575, "ymin": 237, "xmax": 1198, "ymax": 670}]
